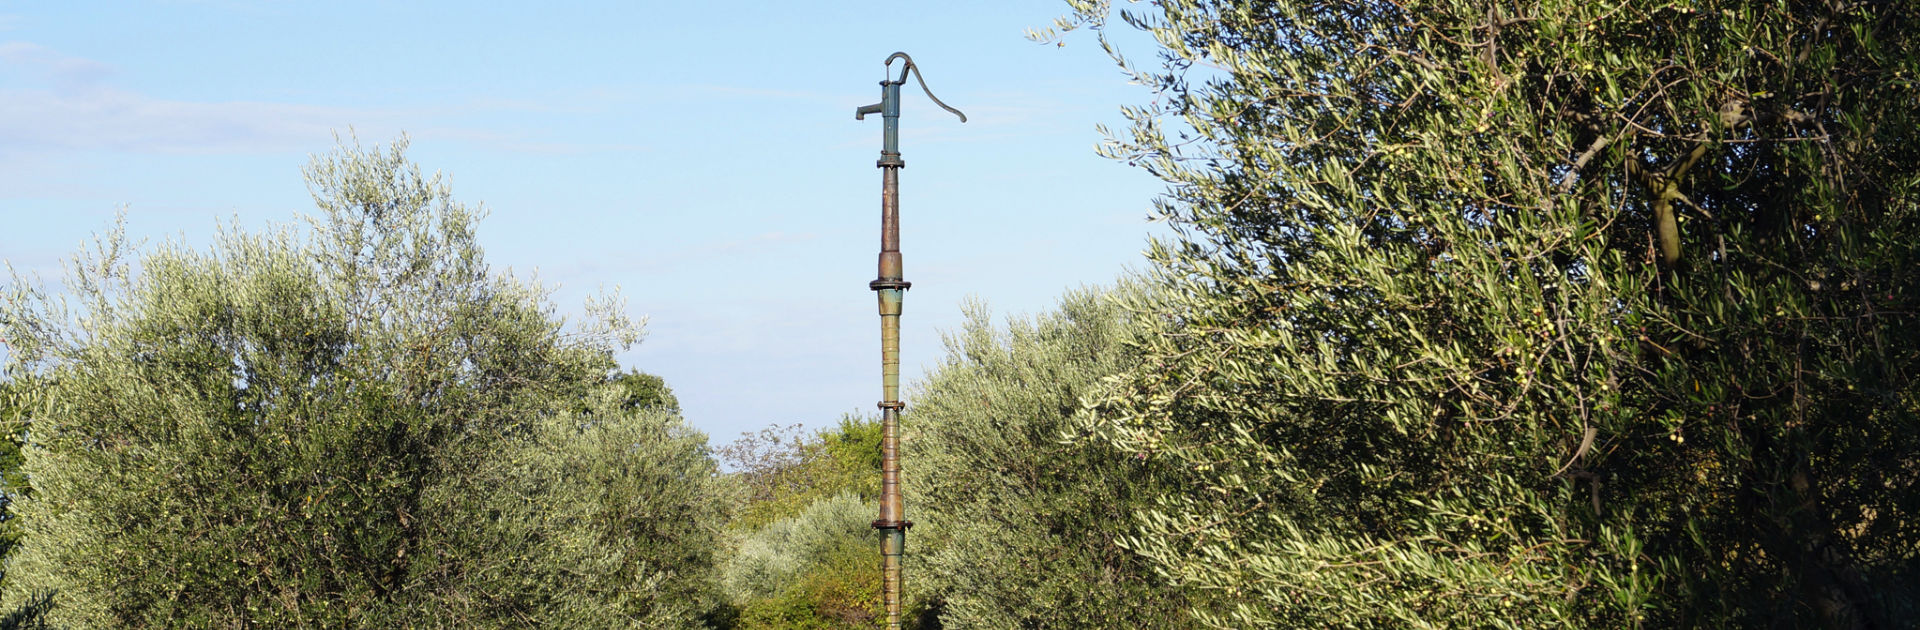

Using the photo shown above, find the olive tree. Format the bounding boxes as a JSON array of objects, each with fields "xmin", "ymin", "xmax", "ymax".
[
  {"xmin": 1051, "ymin": 0, "xmax": 1920, "ymax": 626},
  {"xmin": 715, "ymin": 416, "xmax": 886, "ymax": 626},
  {"xmin": 907, "ymin": 286, "xmax": 1199, "ymax": 628},
  {"xmin": 0, "ymin": 136, "xmax": 727, "ymax": 628}
]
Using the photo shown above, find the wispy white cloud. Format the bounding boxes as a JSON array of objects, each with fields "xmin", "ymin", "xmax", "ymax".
[
  {"xmin": 0, "ymin": 42, "xmax": 842, "ymax": 161},
  {"xmin": 675, "ymin": 84, "xmax": 836, "ymax": 103},
  {"xmin": 0, "ymin": 41, "xmax": 393, "ymax": 155},
  {"xmin": 551, "ymin": 230, "xmax": 820, "ymax": 280},
  {"xmin": 0, "ymin": 42, "xmax": 673, "ymax": 160},
  {"xmin": 0, "ymin": 41, "xmax": 112, "ymax": 87},
  {"xmin": 491, "ymin": 139, "xmax": 654, "ymax": 155},
  {"xmin": 0, "ymin": 87, "xmax": 385, "ymax": 154}
]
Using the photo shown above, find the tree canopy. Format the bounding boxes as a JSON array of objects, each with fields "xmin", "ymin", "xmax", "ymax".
[
  {"xmin": 715, "ymin": 416, "xmax": 885, "ymax": 627},
  {"xmin": 0, "ymin": 136, "xmax": 726, "ymax": 628},
  {"xmin": 907, "ymin": 286, "xmax": 1199, "ymax": 628},
  {"xmin": 1048, "ymin": 0, "xmax": 1919, "ymax": 626}
]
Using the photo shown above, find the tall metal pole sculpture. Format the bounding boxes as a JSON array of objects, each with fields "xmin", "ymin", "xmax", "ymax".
[{"xmin": 854, "ymin": 52, "xmax": 964, "ymax": 630}]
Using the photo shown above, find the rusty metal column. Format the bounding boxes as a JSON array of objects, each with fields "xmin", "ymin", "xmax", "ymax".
[{"xmin": 854, "ymin": 52, "xmax": 963, "ymax": 630}]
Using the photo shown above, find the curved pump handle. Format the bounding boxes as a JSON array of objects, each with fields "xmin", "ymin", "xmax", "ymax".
[
  {"xmin": 854, "ymin": 52, "xmax": 968, "ymax": 123},
  {"xmin": 887, "ymin": 52, "xmax": 969, "ymax": 123}
]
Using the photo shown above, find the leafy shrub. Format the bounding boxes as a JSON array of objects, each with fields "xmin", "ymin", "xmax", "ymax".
[
  {"xmin": 440, "ymin": 387, "xmax": 730, "ymax": 627},
  {"xmin": 0, "ymin": 136, "xmax": 724, "ymax": 628},
  {"xmin": 723, "ymin": 492, "xmax": 881, "ymax": 627},
  {"xmin": 714, "ymin": 415, "xmax": 886, "ymax": 628},
  {"xmin": 906, "ymin": 286, "xmax": 1200, "ymax": 628},
  {"xmin": 723, "ymin": 492, "xmax": 875, "ymax": 602},
  {"xmin": 1057, "ymin": 0, "xmax": 1920, "ymax": 626},
  {"xmin": 719, "ymin": 416, "xmax": 881, "ymax": 532}
]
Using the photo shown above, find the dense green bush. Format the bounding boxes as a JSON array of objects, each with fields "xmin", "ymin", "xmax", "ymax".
[
  {"xmin": 715, "ymin": 416, "xmax": 884, "ymax": 628},
  {"xmin": 723, "ymin": 492, "xmax": 873, "ymax": 603},
  {"xmin": 720, "ymin": 416, "xmax": 881, "ymax": 533},
  {"xmin": 722, "ymin": 492, "xmax": 879, "ymax": 626},
  {"xmin": 1054, "ymin": 0, "xmax": 1920, "ymax": 626},
  {"xmin": 442, "ymin": 387, "xmax": 729, "ymax": 627},
  {"xmin": 609, "ymin": 368, "xmax": 681, "ymax": 414},
  {"xmin": 0, "ymin": 383, "xmax": 46, "ymax": 629},
  {"xmin": 0, "ymin": 136, "xmax": 726, "ymax": 628},
  {"xmin": 0, "ymin": 381, "xmax": 28, "ymax": 582},
  {"xmin": 906, "ymin": 287, "xmax": 1200, "ymax": 628}
]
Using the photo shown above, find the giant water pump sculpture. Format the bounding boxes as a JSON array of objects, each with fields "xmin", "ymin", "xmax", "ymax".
[{"xmin": 853, "ymin": 51, "xmax": 964, "ymax": 630}]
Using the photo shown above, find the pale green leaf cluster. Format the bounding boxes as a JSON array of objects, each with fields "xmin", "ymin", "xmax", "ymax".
[
  {"xmin": 906, "ymin": 285, "xmax": 1200, "ymax": 628},
  {"xmin": 1060, "ymin": 0, "xmax": 1920, "ymax": 627},
  {"xmin": 442, "ymin": 387, "xmax": 729, "ymax": 628},
  {"xmin": 721, "ymin": 491, "xmax": 876, "ymax": 604},
  {"xmin": 713, "ymin": 416, "xmax": 884, "ymax": 627},
  {"xmin": 0, "ymin": 136, "xmax": 724, "ymax": 628}
]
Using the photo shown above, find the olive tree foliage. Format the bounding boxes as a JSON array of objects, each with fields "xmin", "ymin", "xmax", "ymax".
[
  {"xmin": 610, "ymin": 368, "xmax": 682, "ymax": 414},
  {"xmin": 718, "ymin": 416, "xmax": 881, "ymax": 532},
  {"xmin": 0, "ymin": 381, "xmax": 29, "ymax": 579},
  {"xmin": 906, "ymin": 286, "xmax": 1199, "ymax": 628},
  {"xmin": 721, "ymin": 491, "xmax": 875, "ymax": 605},
  {"xmin": 451, "ymin": 388, "xmax": 729, "ymax": 627},
  {"xmin": 717, "ymin": 423, "xmax": 818, "ymax": 528},
  {"xmin": 1045, "ymin": 0, "xmax": 1919, "ymax": 627},
  {"xmin": 714, "ymin": 417, "xmax": 884, "ymax": 627},
  {"xmin": 0, "ymin": 383, "xmax": 49, "ymax": 630},
  {"xmin": 0, "ymin": 136, "xmax": 725, "ymax": 628}
]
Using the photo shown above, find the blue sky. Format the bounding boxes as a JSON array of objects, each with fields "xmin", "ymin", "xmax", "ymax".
[{"xmin": 0, "ymin": 1, "xmax": 1166, "ymax": 444}]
